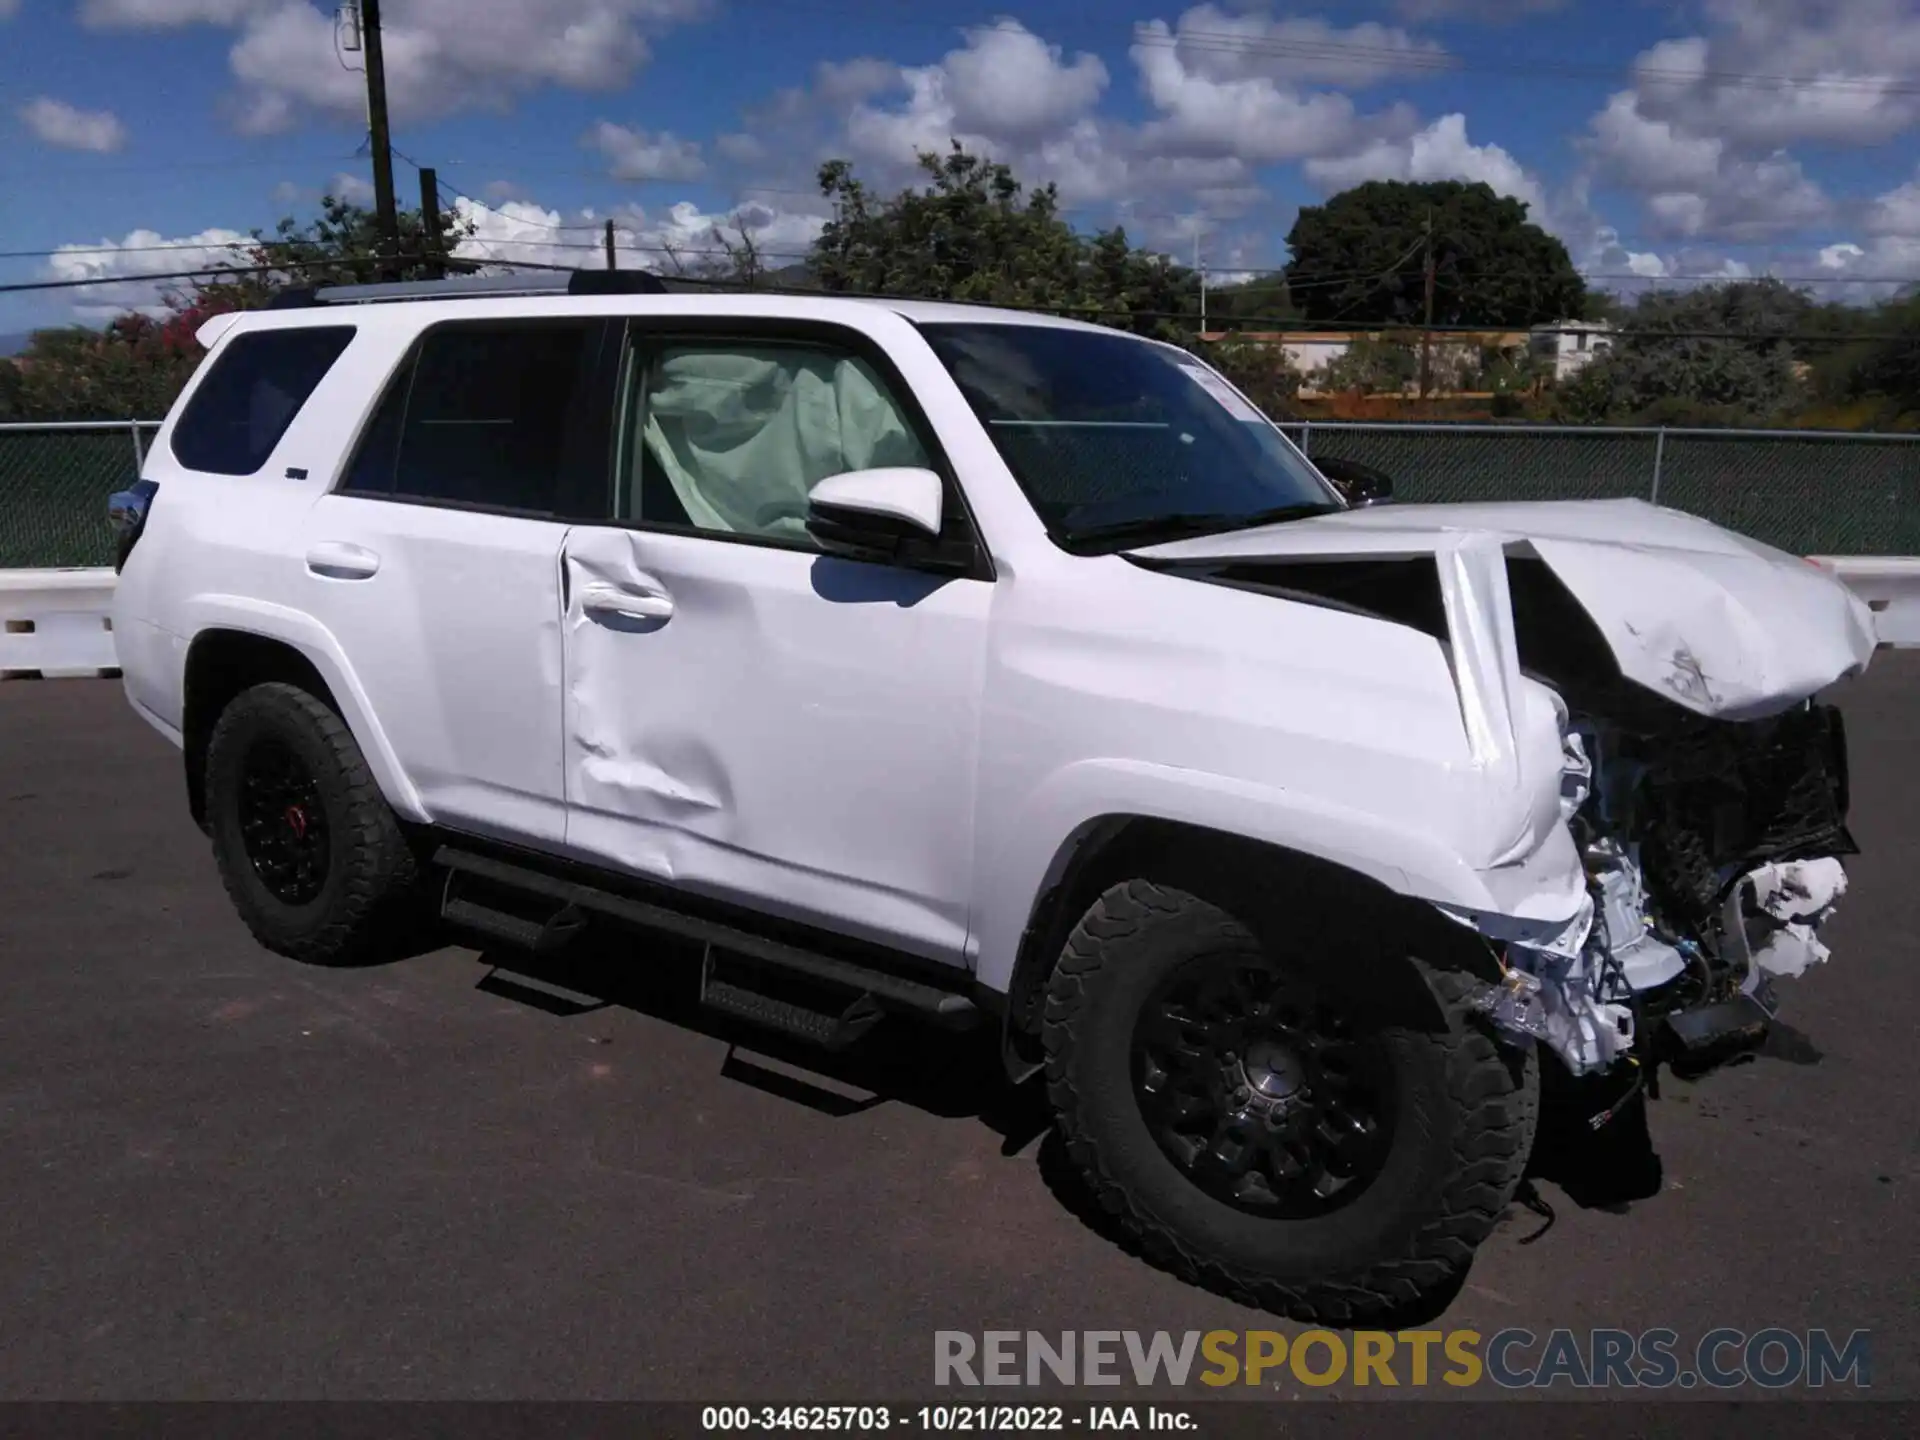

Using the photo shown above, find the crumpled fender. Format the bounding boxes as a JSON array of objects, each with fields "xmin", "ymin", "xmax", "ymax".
[{"xmin": 969, "ymin": 754, "xmax": 1590, "ymax": 997}]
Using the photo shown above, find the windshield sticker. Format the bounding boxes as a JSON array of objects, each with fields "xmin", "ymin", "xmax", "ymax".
[{"xmin": 1178, "ymin": 363, "xmax": 1266, "ymax": 424}]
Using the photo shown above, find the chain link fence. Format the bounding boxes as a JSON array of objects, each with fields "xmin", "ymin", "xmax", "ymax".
[
  {"xmin": 2, "ymin": 418, "xmax": 1918, "ymax": 564},
  {"xmin": 1282, "ymin": 422, "xmax": 1920, "ymax": 556},
  {"xmin": 0, "ymin": 423, "xmax": 159, "ymax": 569}
]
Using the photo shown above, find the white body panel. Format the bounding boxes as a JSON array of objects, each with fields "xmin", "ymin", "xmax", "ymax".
[
  {"xmin": 297, "ymin": 494, "xmax": 572, "ymax": 844},
  {"xmin": 558, "ymin": 525, "xmax": 993, "ymax": 963},
  {"xmin": 113, "ymin": 290, "xmax": 1877, "ymax": 1016}
]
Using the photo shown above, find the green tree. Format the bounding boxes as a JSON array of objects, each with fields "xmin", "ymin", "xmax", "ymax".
[
  {"xmin": 242, "ymin": 191, "xmax": 478, "ymax": 295},
  {"xmin": 1554, "ymin": 278, "xmax": 1812, "ymax": 424},
  {"xmin": 1202, "ymin": 273, "xmax": 1297, "ymax": 330},
  {"xmin": 1319, "ymin": 336, "xmax": 1420, "ymax": 395},
  {"xmin": 809, "ymin": 143, "xmax": 1200, "ymax": 338},
  {"xmin": 1809, "ymin": 290, "xmax": 1920, "ymax": 420},
  {"xmin": 1284, "ymin": 179, "xmax": 1586, "ymax": 329}
]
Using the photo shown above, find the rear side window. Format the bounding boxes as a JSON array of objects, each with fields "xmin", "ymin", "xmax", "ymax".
[
  {"xmin": 170, "ymin": 325, "xmax": 356, "ymax": 476},
  {"xmin": 341, "ymin": 320, "xmax": 600, "ymax": 513}
]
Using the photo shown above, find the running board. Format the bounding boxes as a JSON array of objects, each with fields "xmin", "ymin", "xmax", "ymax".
[
  {"xmin": 699, "ymin": 947, "xmax": 886, "ymax": 1051},
  {"xmin": 432, "ymin": 845, "xmax": 982, "ymax": 1034},
  {"xmin": 440, "ymin": 869, "xmax": 590, "ymax": 953}
]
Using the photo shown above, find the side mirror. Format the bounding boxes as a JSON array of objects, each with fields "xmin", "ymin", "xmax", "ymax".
[
  {"xmin": 1314, "ymin": 455, "xmax": 1395, "ymax": 507},
  {"xmin": 806, "ymin": 467, "xmax": 945, "ymax": 563}
]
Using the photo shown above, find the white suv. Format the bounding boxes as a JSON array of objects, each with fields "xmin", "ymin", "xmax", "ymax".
[{"xmin": 109, "ymin": 270, "xmax": 1879, "ymax": 1322}]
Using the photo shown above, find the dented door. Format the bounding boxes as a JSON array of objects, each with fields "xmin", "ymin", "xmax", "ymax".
[{"xmin": 558, "ymin": 525, "xmax": 993, "ymax": 967}]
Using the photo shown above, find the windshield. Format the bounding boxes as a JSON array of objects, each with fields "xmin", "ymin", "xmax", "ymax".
[{"xmin": 916, "ymin": 321, "xmax": 1343, "ymax": 552}]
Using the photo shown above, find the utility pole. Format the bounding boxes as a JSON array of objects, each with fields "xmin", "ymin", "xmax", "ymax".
[
  {"xmin": 1418, "ymin": 209, "xmax": 1437, "ymax": 401},
  {"xmin": 605, "ymin": 219, "xmax": 617, "ymax": 271},
  {"xmin": 417, "ymin": 167, "xmax": 443, "ymax": 278},
  {"xmin": 357, "ymin": 0, "xmax": 402, "ymax": 277},
  {"xmin": 1193, "ymin": 224, "xmax": 1207, "ymax": 333}
]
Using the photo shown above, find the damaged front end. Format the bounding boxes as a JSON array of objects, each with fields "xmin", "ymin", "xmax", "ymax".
[
  {"xmin": 1125, "ymin": 498, "xmax": 1877, "ymax": 1087},
  {"xmin": 1475, "ymin": 696, "xmax": 1855, "ymax": 1080}
]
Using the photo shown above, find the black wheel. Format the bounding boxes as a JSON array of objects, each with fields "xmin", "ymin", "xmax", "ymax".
[
  {"xmin": 203, "ymin": 681, "xmax": 426, "ymax": 967},
  {"xmin": 1043, "ymin": 880, "xmax": 1538, "ymax": 1325}
]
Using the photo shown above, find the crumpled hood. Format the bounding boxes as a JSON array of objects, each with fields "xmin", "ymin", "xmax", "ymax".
[{"xmin": 1128, "ymin": 497, "xmax": 1877, "ymax": 720}]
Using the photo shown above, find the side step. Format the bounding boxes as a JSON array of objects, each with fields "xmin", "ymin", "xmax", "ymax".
[
  {"xmin": 699, "ymin": 946, "xmax": 886, "ymax": 1051},
  {"xmin": 440, "ymin": 868, "xmax": 590, "ymax": 953},
  {"xmin": 433, "ymin": 846, "xmax": 982, "ymax": 1041}
]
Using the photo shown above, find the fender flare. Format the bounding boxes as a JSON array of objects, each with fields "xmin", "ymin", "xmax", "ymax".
[
  {"xmin": 972, "ymin": 756, "xmax": 1588, "ymax": 998},
  {"xmin": 180, "ymin": 594, "xmax": 429, "ymax": 823}
]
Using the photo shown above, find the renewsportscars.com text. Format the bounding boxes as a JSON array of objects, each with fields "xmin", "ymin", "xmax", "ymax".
[{"xmin": 933, "ymin": 1328, "xmax": 1871, "ymax": 1390}]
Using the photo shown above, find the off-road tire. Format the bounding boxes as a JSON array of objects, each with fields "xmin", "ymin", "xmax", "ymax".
[
  {"xmin": 204, "ymin": 681, "xmax": 426, "ymax": 967},
  {"xmin": 1042, "ymin": 879, "xmax": 1539, "ymax": 1326}
]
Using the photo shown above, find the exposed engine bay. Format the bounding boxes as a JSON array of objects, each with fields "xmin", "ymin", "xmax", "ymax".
[{"xmin": 1478, "ymin": 697, "xmax": 1855, "ymax": 1080}]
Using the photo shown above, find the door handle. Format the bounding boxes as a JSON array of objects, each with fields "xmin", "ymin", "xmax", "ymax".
[
  {"xmin": 306, "ymin": 542, "xmax": 381, "ymax": 580},
  {"xmin": 580, "ymin": 579, "xmax": 674, "ymax": 621}
]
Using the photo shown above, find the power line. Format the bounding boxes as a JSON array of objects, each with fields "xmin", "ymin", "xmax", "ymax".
[
  {"xmin": 12, "ymin": 234, "xmax": 1920, "ymax": 295},
  {"xmin": 0, "ymin": 252, "xmax": 571, "ymax": 296},
  {"xmin": 4, "ymin": 259, "xmax": 1914, "ymax": 343}
]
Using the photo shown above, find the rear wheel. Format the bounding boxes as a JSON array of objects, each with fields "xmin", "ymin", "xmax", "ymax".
[
  {"xmin": 203, "ymin": 681, "xmax": 427, "ymax": 966},
  {"xmin": 1043, "ymin": 879, "xmax": 1538, "ymax": 1325}
]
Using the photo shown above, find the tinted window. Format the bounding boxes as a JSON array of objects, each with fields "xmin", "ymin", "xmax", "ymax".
[
  {"xmin": 917, "ymin": 322, "xmax": 1340, "ymax": 552},
  {"xmin": 616, "ymin": 339, "xmax": 931, "ymax": 547},
  {"xmin": 351, "ymin": 321, "xmax": 598, "ymax": 512},
  {"xmin": 170, "ymin": 325, "xmax": 356, "ymax": 476}
]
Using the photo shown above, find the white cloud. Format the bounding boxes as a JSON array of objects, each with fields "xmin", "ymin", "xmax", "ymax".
[
  {"xmin": 586, "ymin": 122, "xmax": 706, "ymax": 182},
  {"xmin": 1626, "ymin": 1, "xmax": 1920, "ymax": 150},
  {"xmin": 775, "ymin": 10, "xmax": 1431, "ymax": 225},
  {"xmin": 1137, "ymin": 6, "xmax": 1449, "ymax": 90},
  {"xmin": 325, "ymin": 170, "xmax": 375, "ymax": 204},
  {"xmin": 447, "ymin": 194, "xmax": 824, "ymax": 275},
  {"xmin": 1131, "ymin": 34, "xmax": 1365, "ymax": 163},
  {"xmin": 1584, "ymin": 89, "xmax": 1831, "ymax": 240},
  {"xmin": 838, "ymin": 20, "xmax": 1112, "ymax": 166},
  {"xmin": 0, "ymin": 0, "xmax": 21, "ymax": 18},
  {"xmin": 18, "ymin": 97, "xmax": 129, "ymax": 153},
  {"xmin": 940, "ymin": 19, "xmax": 1109, "ymax": 141},
  {"xmin": 1304, "ymin": 112, "xmax": 1546, "ymax": 216},
  {"xmin": 1867, "ymin": 167, "xmax": 1920, "ymax": 237},
  {"xmin": 1572, "ymin": 1, "xmax": 1920, "ymax": 250},
  {"xmin": 83, "ymin": 0, "xmax": 715, "ymax": 131},
  {"xmin": 44, "ymin": 226, "xmax": 255, "ymax": 320},
  {"xmin": 1126, "ymin": 7, "xmax": 1445, "ymax": 165}
]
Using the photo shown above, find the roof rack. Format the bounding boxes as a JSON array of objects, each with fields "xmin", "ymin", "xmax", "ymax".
[{"xmin": 266, "ymin": 269, "xmax": 670, "ymax": 309}]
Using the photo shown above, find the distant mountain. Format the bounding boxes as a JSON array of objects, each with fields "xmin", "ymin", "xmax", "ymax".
[
  {"xmin": 763, "ymin": 262, "xmax": 818, "ymax": 289},
  {"xmin": 0, "ymin": 332, "xmax": 33, "ymax": 358}
]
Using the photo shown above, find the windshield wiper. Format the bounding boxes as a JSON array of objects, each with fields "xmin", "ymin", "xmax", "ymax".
[{"xmin": 1055, "ymin": 502, "xmax": 1341, "ymax": 554}]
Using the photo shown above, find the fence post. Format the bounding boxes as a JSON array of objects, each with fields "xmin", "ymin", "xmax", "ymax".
[
  {"xmin": 1299, "ymin": 420, "xmax": 1313, "ymax": 457},
  {"xmin": 1650, "ymin": 427, "xmax": 1666, "ymax": 505},
  {"xmin": 128, "ymin": 420, "xmax": 146, "ymax": 476}
]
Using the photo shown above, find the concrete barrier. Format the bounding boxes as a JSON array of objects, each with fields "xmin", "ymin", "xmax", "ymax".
[
  {"xmin": 0, "ymin": 568, "xmax": 120, "ymax": 680},
  {"xmin": 1808, "ymin": 556, "xmax": 1920, "ymax": 649}
]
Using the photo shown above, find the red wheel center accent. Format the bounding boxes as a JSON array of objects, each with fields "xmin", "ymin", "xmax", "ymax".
[{"xmin": 285, "ymin": 805, "xmax": 308, "ymax": 839}]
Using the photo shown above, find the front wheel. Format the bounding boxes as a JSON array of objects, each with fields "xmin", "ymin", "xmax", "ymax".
[
  {"xmin": 1042, "ymin": 880, "xmax": 1538, "ymax": 1325},
  {"xmin": 203, "ymin": 681, "xmax": 428, "ymax": 966}
]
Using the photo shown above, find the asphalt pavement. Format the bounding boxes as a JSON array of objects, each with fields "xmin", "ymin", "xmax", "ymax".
[{"xmin": 0, "ymin": 667, "xmax": 1915, "ymax": 1404}]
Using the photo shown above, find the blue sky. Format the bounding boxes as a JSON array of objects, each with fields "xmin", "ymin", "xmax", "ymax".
[{"xmin": 4, "ymin": 1, "xmax": 1920, "ymax": 333}]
